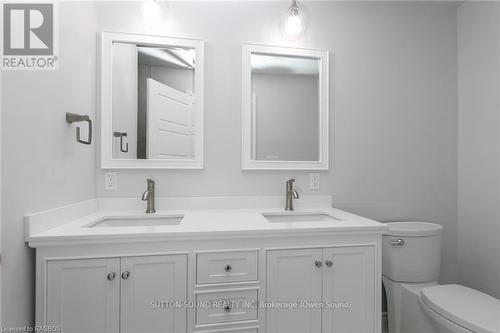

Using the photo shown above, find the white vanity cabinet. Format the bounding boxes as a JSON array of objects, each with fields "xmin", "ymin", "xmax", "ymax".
[
  {"xmin": 266, "ymin": 246, "xmax": 375, "ymax": 333},
  {"xmin": 36, "ymin": 239, "xmax": 381, "ymax": 333},
  {"xmin": 46, "ymin": 258, "xmax": 120, "ymax": 332},
  {"xmin": 322, "ymin": 247, "xmax": 375, "ymax": 333},
  {"xmin": 37, "ymin": 240, "xmax": 380, "ymax": 333},
  {"xmin": 120, "ymin": 255, "xmax": 188, "ymax": 333},
  {"xmin": 28, "ymin": 201, "xmax": 386, "ymax": 333},
  {"xmin": 266, "ymin": 249, "xmax": 323, "ymax": 333},
  {"xmin": 46, "ymin": 254, "xmax": 187, "ymax": 333}
]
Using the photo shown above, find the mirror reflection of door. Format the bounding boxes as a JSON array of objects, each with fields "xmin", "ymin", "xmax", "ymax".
[
  {"xmin": 111, "ymin": 42, "xmax": 196, "ymax": 160},
  {"xmin": 146, "ymin": 78, "xmax": 194, "ymax": 159}
]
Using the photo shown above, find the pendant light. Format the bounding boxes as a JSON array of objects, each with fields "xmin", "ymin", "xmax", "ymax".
[{"xmin": 280, "ymin": 0, "xmax": 308, "ymax": 41}]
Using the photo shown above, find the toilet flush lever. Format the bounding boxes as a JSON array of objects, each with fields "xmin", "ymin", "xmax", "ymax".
[{"xmin": 388, "ymin": 238, "xmax": 405, "ymax": 246}]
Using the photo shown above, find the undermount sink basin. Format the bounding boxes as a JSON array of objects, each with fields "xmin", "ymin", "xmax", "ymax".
[
  {"xmin": 263, "ymin": 213, "xmax": 341, "ymax": 223},
  {"xmin": 88, "ymin": 215, "xmax": 184, "ymax": 228}
]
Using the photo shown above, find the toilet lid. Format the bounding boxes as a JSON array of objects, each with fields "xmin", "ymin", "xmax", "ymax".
[
  {"xmin": 384, "ymin": 222, "xmax": 443, "ymax": 236},
  {"xmin": 421, "ymin": 284, "xmax": 500, "ymax": 333}
]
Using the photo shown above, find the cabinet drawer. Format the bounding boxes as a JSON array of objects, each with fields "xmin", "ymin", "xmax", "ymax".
[
  {"xmin": 197, "ymin": 251, "xmax": 258, "ymax": 284},
  {"xmin": 196, "ymin": 328, "xmax": 257, "ymax": 333},
  {"xmin": 196, "ymin": 289, "xmax": 258, "ymax": 325}
]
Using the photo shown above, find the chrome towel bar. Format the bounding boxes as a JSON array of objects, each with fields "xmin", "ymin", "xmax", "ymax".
[
  {"xmin": 113, "ymin": 131, "xmax": 128, "ymax": 153},
  {"xmin": 66, "ymin": 112, "xmax": 92, "ymax": 145}
]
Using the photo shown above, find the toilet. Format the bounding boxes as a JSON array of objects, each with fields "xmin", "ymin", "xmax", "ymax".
[{"xmin": 382, "ymin": 222, "xmax": 500, "ymax": 333}]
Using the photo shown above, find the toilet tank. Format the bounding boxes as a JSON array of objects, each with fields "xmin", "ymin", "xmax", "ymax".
[{"xmin": 382, "ymin": 222, "xmax": 443, "ymax": 283}]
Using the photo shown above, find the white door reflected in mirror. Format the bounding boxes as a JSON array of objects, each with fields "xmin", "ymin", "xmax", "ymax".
[{"xmin": 242, "ymin": 44, "xmax": 329, "ymax": 170}]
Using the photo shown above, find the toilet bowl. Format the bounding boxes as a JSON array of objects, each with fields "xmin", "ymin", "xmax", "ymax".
[{"xmin": 383, "ymin": 222, "xmax": 500, "ymax": 333}]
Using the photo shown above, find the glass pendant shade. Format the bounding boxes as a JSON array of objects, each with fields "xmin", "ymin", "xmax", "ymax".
[{"xmin": 280, "ymin": 0, "xmax": 308, "ymax": 41}]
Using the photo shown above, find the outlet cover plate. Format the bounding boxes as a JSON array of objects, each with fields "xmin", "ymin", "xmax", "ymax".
[
  {"xmin": 104, "ymin": 172, "xmax": 117, "ymax": 191},
  {"xmin": 309, "ymin": 173, "xmax": 320, "ymax": 190}
]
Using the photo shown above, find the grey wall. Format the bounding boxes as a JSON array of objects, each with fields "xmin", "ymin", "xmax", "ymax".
[
  {"xmin": 457, "ymin": 2, "xmax": 500, "ymax": 299},
  {"xmin": 1, "ymin": 3, "xmax": 98, "ymax": 325},
  {"xmin": 95, "ymin": 1, "xmax": 459, "ymax": 284},
  {"xmin": 1, "ymin": 1, "xmax": 461, "ymax": 326}
]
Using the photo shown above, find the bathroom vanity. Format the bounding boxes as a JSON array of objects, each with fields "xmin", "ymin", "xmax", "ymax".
[
  {"xmin": 35, "ymin": 32, "xmax": 392, "ymax": 333},
  {"xmin": 26, "ymin": 196, "xmax": 387, "ymax": 333}
]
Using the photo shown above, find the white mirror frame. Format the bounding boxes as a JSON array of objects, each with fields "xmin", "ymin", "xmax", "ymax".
[
  {"xmin": 100, "ymin": 32, "xmax": 204, "ymax": 169},
  {"xmin": 241, "ymin": 44, "xmax": 329, "ymax": 170}
]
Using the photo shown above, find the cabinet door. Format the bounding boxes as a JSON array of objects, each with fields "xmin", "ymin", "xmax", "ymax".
[
  {"xmin": 322, "ymin": 246, "xmax": 375, "ymax": 333},
  {"xmin": 266, "ymin": 248, "xmax": 323, "ymax": 333},
  {"xmin": 120, "ymin": 254, "xmax": 188, "ymax": 333},
  {"xmin": 47, "ymin": 258, "xmax": 120, "ymax": 333}
]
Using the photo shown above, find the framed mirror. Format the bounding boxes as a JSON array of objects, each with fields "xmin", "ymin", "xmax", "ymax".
[
  {"xmin": 241, "ymin": 44, "xmax": 329, "ymax": 170},
  {"xmin": 101, "ymin": 32, "xmax": 204, "ymax": 169}
]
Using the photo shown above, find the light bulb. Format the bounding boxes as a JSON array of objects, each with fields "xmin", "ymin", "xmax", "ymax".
[
  {"xmin": 280, "ymin": 0, "xmax": 307, "ymax": 41},
  {"xmin": 285, "ymin": 13, "xmax": 303, "ymax": 35}
]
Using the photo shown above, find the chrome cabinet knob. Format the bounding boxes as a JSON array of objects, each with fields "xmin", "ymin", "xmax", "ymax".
[
  {"xmin": 325, "ymin": 260, "xmax": 333, "ymax": 267},
  {"xmin": 107, "ymin": 272, "xmax": 116, "ymax": 281},
  {"xmin": 388, "ymin": 238, "xmax": 405, "ymax": 246},
  {"xmin": 121, "ymin": 271, "xmax": 130, "ymax": 280},
  {"xmin": 315, "ymin": 260, "xmax": 323, "ymax": 268},
  {"xmin": 224, "ymin": 264, "xmax": 232, "ymax": 273},
  {"xmin": 223, "ymin": 304, "xmax": 231, "ymax": 313}
]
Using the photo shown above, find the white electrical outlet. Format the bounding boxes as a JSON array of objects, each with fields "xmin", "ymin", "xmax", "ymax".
[
  {"xmin": 310, "ymin": 173, "xmax": 320, "ymax": 190},
  {"xmin": 104, "ymin": 172, "xmax": 117, "ymax": 191}
]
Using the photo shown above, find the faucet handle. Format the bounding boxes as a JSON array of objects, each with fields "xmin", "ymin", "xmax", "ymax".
[{"xmin": 286, "ymin": 178, "xmax": 295, "ymax": 184}]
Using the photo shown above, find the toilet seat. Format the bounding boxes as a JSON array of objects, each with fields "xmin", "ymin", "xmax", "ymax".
[{"xmin": 420, "ymin": 284, "xmax": 500, "ymax": 333}]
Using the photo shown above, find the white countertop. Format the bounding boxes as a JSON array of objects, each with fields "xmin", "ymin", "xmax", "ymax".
[{"xmin": 25, "ymin": 196, "xmax": 388, "ymax": 246}]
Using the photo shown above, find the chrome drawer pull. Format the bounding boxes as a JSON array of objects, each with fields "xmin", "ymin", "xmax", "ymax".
[
  {"xmin": 325, "ymin": 260, "xmax": 333, "ymax": 267},
  {"xmin": 107, "ymin": 272, "xmax": 116, "ymax": 281},
  {"xmin": 224, "ymin": 264, "xmax": 232, "ymax": 273},
  {"xmin": 223, "ymin": 304, "xmax": 231, "ymax": 313},
  {"xmin": 314, "ymin": 260, "xmax": 323, "ymax": 268}
]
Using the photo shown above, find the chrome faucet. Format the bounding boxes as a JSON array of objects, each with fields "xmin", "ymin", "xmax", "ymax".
[
  {"xmin": 141, "ymin": 179, "xmax": 156, "ymax": 214},
  {"xmin": 285, "ymin": 178, "xmax": 300, "ymax": 211}
]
